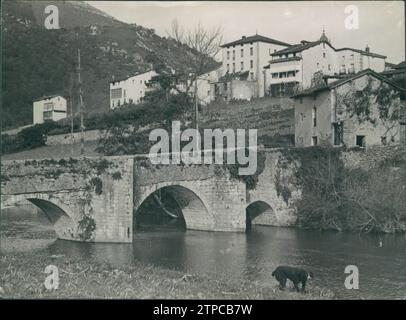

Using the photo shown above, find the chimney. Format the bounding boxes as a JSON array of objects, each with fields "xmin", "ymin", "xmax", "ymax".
[
  {"xmin": 365, "ymin": 45, "xmax": 370, "ymax": 53},
  {"xmin": 242, "ymin": 35, "xmax": 246, "ymax": 39}
]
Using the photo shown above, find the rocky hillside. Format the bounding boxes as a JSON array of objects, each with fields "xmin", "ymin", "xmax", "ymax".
[{"xmin": 2, "ymin": 1, "xmax": 218, "ymax": 129}]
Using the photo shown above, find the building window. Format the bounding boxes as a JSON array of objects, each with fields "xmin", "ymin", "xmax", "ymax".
[
  {"xmin": 43, "ymin": 111, "xmax": 52, "ymax": 120},
  {"xmin": 233, "ymin": 50, "xmax": 235, "ymax": 60},
  {"xmin": 44, "ymin": 102, "xmax": 53, "ymax": 111},
  {"xmin": 250, "ymin": 60, "xmax": 253, "ymax": 68},
  {"xmin": 250, "ymin": 47, "xmax": 253, "ymax": 56},
  {"xmin": 111, "ymin": 88, "xmax": 122, "ymax": 99},
  {"xmin": 241, "ymin": 61, "xmax": 244, "ymax": 70},
  {"xmin": 312, "ymin": 136, "xmax": 318, "ymax": 146},
  {"xmin": 227, "ymin": 51, "xmax": 230, "ymax": 59},
  {"xmin": 279, "ymin": 72, "xmax": 287, "ymax": 78},
  {"xmin": 356, "ymin": 135, "xmax": 366, "ymax": 148},
  {"xmin": 312, "ymin": 106, "xmax": 317, "ymax": 127},
  {"xmin": 316, "ymin": 62, "xmax": 320, "ymax": 69},
  {"xmin": 350, "ymin": 54, "xmax": 354, "ymax": 60},
  {"xmin": 287, "ymin": 71, "xmax": 295, "ymax": 77},
  {"xmin": 250, "ymin": 72, "xmax": 254, "ymax": 80},
  {"xmin": 227, "ymin": 64, "xmax": 230, "ymax": 72},
  {"xmin": 328, "ymin": 64, "xmax": 331, "ymax": 71},
  {"xmin": 233, "ymin": 63, "xmax": 235, "ymax": 73},
  {"xmin": 323, "ymin": 52, "xmax": 326, "ymax": 58},
  {"xmin": 333, "ymin": 122, "xmax": 344, "ymax": 145},
  {"xmin": 241, "ymin": 49, "xmax": 244, "ymax": 58},
  {"xmin": 272, "ymin": 73, "xmax": 278, "ymax": 79}
]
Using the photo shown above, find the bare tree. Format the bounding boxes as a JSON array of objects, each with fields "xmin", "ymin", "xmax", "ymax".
[{"xmin": 168, "ymin": 19, "xmax": 223, "ymax": 129}]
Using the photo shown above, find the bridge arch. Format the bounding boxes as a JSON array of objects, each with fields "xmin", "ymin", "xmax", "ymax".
[
  {"xmin": 1, "ymin": 194, "xmax": 77, "ymax": 240},
  {"xmin": 246, "ymin": 200, "xmax": 277, "ymax": 230},
  {"xmin": 135, "ymin": 184, "xmax": 215, "ymax": 231}
]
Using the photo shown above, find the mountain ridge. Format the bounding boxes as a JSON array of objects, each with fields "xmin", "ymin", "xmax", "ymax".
[{"xmin": 2, "ymin": 0, "xmax": 219, "ymax": 129}]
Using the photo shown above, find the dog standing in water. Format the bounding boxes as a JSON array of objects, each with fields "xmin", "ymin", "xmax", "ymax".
[{"xmin": 272, "ymin": 266, "xmax": 314, "ymax": 293}]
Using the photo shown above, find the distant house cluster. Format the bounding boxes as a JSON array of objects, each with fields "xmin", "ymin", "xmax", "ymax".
[{"xmin": 32, "ymin": 28, "xmax": 405, "ymax": 149}]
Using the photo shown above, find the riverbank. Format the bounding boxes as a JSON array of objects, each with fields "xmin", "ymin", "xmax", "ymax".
[{"xmin": 0, "ymin": 251, "xmax": 334, "ymax": 299}]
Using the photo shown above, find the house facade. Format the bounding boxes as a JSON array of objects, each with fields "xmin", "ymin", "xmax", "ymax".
[
  {"xmin": 266, "ymin": 31, "xmax": 386, "ymax": 97},
  {"xmin": 33, "ymin": 95, "xmax": 67, "ymax": 124},
  {"xmin": 220, "ymin": 34, "xmax": 291, "ymax": 99},
  {"xmin": 109, "ymin": 70, "xmax": 158, "ymax": 109},
  {"xmin": 192, "ymin": 67, "xmax": 223, "ymax": 105},
  {"xmin": 292, "ymin": 69, "xmax": 405, "ymax": 148}
]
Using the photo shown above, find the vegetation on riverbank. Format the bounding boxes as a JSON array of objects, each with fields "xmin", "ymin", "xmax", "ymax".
[
  {"xmin": 0, "ymin": 251, "xmax": 334, "ymax": 299},
  {"xmin": 286, "ymin": 147, "xmax": 406, "ymax": 234}
]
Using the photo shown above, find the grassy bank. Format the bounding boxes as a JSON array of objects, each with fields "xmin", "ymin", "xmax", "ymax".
[{"xmin": 0, "ymin": 251, "xmax": 334, "ymax": 299}]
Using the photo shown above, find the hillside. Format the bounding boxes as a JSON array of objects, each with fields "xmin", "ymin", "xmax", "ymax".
[{"xmin": 1, "ymin": 0, "xmax": 219, "ymax": 129}]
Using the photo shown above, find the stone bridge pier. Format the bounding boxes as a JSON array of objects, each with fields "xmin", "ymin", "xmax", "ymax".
[{"xmin": 1, "ymin": 157, "xmax": 134, "ymax": 242}]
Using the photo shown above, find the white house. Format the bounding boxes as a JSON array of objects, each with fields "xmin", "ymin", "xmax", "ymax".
[
  {"xmin": 220, "ymin": 34, "xmax": 291, "ymax": 98},
  {"xmin": 109, "ymin": 70, "xmax": 158, "ymax": 109},
  {"xmin": 33, "ymin": 95, "xmax": 67, "ymax": 124},
  {"xmin": 191, "ymin": 67, "xmax": 223, "ymax": 105},
  {"xmin": 291, "ymin": 69, "xmax": 404, "ymax": 148},
  {"xmin": 266, "ymin": 31, "xmax": 387, "ymax": 97}
]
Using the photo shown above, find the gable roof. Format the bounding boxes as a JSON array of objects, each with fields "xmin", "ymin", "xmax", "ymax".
[
  {"xmin": 291, "ymin": 69, "xmax": 405, "ymax": 98},
  {"xmin": 335, "ymin": 47, "xmax": 386, "ymax": 59},
  {"xmin": 109, "ymin": 69, "xmax": 155, "ymax": 83},
  {"xmin": 220, "ymin": 34, "xmax": 291, "ymax": 48},
  {"xmin": 271, "ymin": 40, "xmax": 386, "ymax": 59},
  {"xmin": 271, "ymin": 40, "xmax": 325, "ymax": 56},
  {"xmin": 33, "ymin": 94, "xmax": 64, "ymax": 102}
]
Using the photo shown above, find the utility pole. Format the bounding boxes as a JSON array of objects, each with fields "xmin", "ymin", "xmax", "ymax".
[
  {"xmin": 77, "ymin": 48, "xmax": 84, "ymax": 156},
  {"xmin": 68, "ymin": 72, "xmax": 74, "ymax": 156}
]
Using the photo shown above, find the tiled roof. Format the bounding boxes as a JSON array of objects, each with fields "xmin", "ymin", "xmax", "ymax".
[
  {"xmin": 271, "ymin": 40, "xmax": 324, "ymax": 56},
  {"xmin": 335, "ymin": 47, "xmax": 386, "ymax": 59},
  {"xmin": 272, "ymin": 40, "xmax": 386, "ymax": 59},
  {"xmin": 33, "ymin": 94, "xmax": 64, "ymax": 102},
  {"xmin": 395, "ymin": 61, "xmax": 406, "ymax": 69},
  {"xmin": 109, "ymin": 69, "xmax": 155, "ymax": 83},
  {"xmin": 221, "ymin": 34, "xmax": 291, "ymax": 48},
  {"xmin": 291, "ymin": 69, "xmax": 404, "ymax": 98}
]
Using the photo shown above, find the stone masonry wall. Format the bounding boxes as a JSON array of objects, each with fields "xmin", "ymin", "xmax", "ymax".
[{"xmin": 1, "ymin": 156, "xmax": 134, "ymax": 243}]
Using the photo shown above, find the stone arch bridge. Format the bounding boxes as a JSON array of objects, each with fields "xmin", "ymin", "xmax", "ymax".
[{"xmin": 1, "ymin": 151, "xmax": 299, "ymax": 243}]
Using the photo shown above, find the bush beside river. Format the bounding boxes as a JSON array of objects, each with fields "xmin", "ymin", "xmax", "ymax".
[{"xmin": 288, "ymin": 147, "xmax": 406, "ymax": 234}]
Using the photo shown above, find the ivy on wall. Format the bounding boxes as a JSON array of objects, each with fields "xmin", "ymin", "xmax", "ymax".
[{"xmin": 335, "ymin": 78, "xmax": 403, "ymax": 136}]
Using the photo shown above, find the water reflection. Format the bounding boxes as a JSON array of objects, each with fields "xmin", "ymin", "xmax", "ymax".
[{"xmin": 2, "ymin": 206, "xmax": 406, "ymax": 299}]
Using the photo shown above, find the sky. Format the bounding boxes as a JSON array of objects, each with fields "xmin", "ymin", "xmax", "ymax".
[{"xmin": 87, "ymin": 1, "xmax": 405, "ymax": 63}]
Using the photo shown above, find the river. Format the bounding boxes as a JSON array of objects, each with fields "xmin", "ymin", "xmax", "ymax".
[{"xmin": 1, "ymin": 206, "xmax": 405, "ymax": 299}]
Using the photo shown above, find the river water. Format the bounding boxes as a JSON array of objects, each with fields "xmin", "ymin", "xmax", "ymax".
[{"xmin": 1, "ymin": 206, "xmax": 406, "ymax": 299}]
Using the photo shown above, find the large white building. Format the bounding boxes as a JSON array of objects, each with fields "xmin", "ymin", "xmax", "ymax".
[
  {"xmin": 265, "ymin": 31, "xmax": 387, "ymax": 97},
  {"xmin": 220, "ymin": 34, "xmax": 291, "ymax": 98},
  {"xmin": 109, "ymin": 70, "xmax": 158, "ymax": 109},
  {"xmin": 33, "ymin": 95, "xmax": 67, "ymax": 124}
]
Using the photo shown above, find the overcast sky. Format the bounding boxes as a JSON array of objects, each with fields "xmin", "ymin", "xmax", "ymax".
[{"xmin": 87, "ymin": 1, "xmax": 405, "ymax": 63}]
